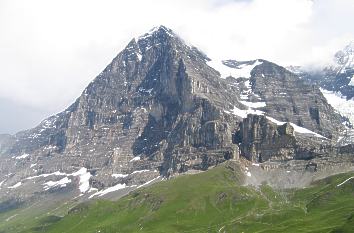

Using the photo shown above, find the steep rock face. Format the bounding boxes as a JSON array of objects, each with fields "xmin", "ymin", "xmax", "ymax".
[
  {"xmin": 235, "ymin": 115, "xmax": 296, "ymax": 162},
  {"xmin": 219, "ymin": 59, "xmax": 346, "ymax": 140},
  {"xmin": 249, "ymin": 61, "xmax": 345, "ymax": 139},
  {"xmin": 235, "ymin": 114, "xmax": 336, "ymax": 163}
]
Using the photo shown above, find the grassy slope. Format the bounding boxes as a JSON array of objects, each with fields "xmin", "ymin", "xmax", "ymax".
[
  {"xmin": 2, "ymin": 161, "xmax": 354, "ymax": 233},
  {"xmin": 0, "ymin": 192, "xmax": 80, "ymax": 233}
]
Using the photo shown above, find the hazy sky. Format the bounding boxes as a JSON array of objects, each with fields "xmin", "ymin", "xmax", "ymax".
[{"xmin": 1, "ymin": 0, "xmax": 354, "ymax": 134}]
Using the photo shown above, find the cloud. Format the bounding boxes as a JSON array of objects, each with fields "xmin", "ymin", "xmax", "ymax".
[
  {"xmin": 0, "ymin": 0, "xmax": 354, "ymax": 133},
  {"xmin": 0, "ymin": 97, "xmax": 47, "ymax": 134}
]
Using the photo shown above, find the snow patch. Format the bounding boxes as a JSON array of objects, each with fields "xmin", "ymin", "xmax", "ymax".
[
  {"xmin": 44, "ymin": 145, "xmax": 57, "ymax": 150},
  {"xmin": 26, "ymin": 171, "xmax": 67, "ymax": 180},
  {"xmin": 43, "ymin": 177, "xmax": 71, "ymax": 190},
  {"xmin": 112, "ymin": 174, "xmax": 128, "ymax": 178},
  {"xmin": 131, "ymin": 169, "xmax": 150, "ymax": 175},
  {"xmin": 139, "ymin": 87, "xmax": 153, "ymax": 94},
  {"xmin": 137, "ymin": 176, "xmax": 160, "ymax": 188},
  {"xmin": 244, "ymin": 167, "xmax": 251, "ymax": 177},
  {"xmin": 224, "ymin": 106, "xmax": 326, "ymax": 138},
  {"xmin": 71, "ymin": 168, "xmax": 91, "ymax": 193},
  {"xmin": 16, "ymin": 153, "xmax": 29, "ymax": 160},
  {"xmin": 5, "ymin": 214, "xmax": 18, "ymax": 222},
  {"xmin": 337, "ymin": 176, "xmax": 354, "ymax": 187},
  {"xmin": 8, "ymin": 182, "xmax": 22, "ymax": 189},
  {"xmin": 130, "ymin": 156, "xmax": 141, "ymax": 162},
  {"xmin": 240, "ymin": 101, "xmax": 266, "ymax": 109},
  {"xmin": 88, "ymin": 187, "xmax": 98, "ymax": 193},
  {"xmin": 89, "ymin": 183, "xmax": 127, "ymax": 198},
  {"xmin": 289, "ymin": 123, "xmax": 326, "ymax": 138},
  {"xmin": 25, "ymin": 167, "xmax": 91, "ymax": 193},
  {"xmin": 209, "ymin": 59, "xmax": 266, "ymax": 112},
  {"xmin": 207, "ymin": 59, "xmax": 262, "ymax": 79},
  {"xmin": 266, "ymin": 116, "xmax": 326, "ymax": 139},
  {"xmin": 224, "ymin": 105, "xmax": 264, "ymax": 119}
]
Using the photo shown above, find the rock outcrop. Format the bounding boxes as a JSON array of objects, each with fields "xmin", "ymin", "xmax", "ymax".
[{"xmin": 235, "ymin": 114, "xmax": 297, "ymax": 162}]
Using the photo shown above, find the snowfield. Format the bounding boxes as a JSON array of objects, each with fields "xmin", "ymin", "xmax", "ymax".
[
  {"xmin": 207, "ymin": 59, "xmax": 262, "ymax": 79},
  {"xmin": 320, "ymin": 88, "xmax": 354, "ymax": 125},
  {"xmin": 43, "ymin": 177, "xmax": 71, "ymax": 190}
]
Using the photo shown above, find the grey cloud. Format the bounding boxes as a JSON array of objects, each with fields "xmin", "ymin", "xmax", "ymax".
[{"xmin": 0, "ymin": 98, "xmax": 52, "ymax": 134}]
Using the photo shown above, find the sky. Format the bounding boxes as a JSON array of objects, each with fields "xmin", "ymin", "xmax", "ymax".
[{"xmin": 0, "ymin": 0, "xmax": 354, "ymax": 134}]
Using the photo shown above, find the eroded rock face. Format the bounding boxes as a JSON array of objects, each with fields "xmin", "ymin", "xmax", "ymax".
[
  {"xmin": 235, "ymin": 113, "xmax": 354, "ymax": 176},
  {"xmin": 235, "ymin": 115, "xmax": 297, "ymax": 162},
  {"xmin": 0, "ymin": 26, "xmax": 353, "ymax": 205},
  {"xmin": 249, "ymin": 61, "xmax": 345, "ymax": 139}
]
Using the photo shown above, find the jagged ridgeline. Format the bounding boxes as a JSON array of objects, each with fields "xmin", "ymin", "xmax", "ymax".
[{"xmin": 0, "ymin": 26, "xmax": 353, "ymax": 225}]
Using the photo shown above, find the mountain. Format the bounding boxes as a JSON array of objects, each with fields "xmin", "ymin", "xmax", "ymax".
[
  {"xmin": 289, "ymin": 42, "xmax": 354, "ymax": 124},
  {"xmin": 287, "ymin": 42, "xmax": 354, "ymax": 145},
  {"xmin": 0, "ymin": 26, "xmax": 354, "ymax": 227}
]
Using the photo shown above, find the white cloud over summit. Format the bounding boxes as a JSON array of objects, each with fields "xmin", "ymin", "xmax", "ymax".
[{"xmin": 0, "ymin": 0, "xmax": 354, "ymax": 133}]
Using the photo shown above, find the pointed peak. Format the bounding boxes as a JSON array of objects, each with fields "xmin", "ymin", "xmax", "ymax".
[
  {"xmin": 150, "ymin": 25, "xmax": 174, "ymax": 34},
  {"xmin": 137, "ymin": 25, "xmax": 176, "ymax": 41},
  {"xmin": 120, "ymin": 25, "xmax": 209, "ymax": 65}
]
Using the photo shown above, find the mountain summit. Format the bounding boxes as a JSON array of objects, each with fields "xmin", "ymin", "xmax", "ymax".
[{"xmin": 0, "ymin": 26, "xmax": 353, "ymax": 210}]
